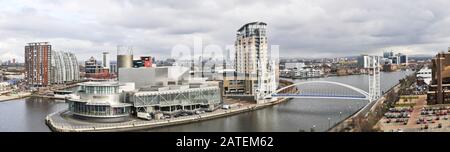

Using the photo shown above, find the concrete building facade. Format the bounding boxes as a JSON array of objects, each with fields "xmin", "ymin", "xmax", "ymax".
[
  {"xmin": 233, "ymin": 22, "xmax": 277, "ymax": 101},
  {"xmin": 235, "ymin": 22, "xmax": 268, "ymax": 76},
  {"xmin": 428, "ymin": 48, "xmax": 450, "ymax": 104},
  {"xmin": 102, "ymin": 52, "xmax": 110, "ymax": 70},
  {"xmin": 119, "ymin": 67, "xmax": 170, "ymax": 88},
  {"xmin": 85, "ymin": 57, "xmax": 100, "ymax": 74},
  {"xmin": 25, "ymin": 42, "xmax": 80, "ymax": 86},
  {"xmin": 357, "ymin": 55, "xmax": 370, "ymax": 68},
  {"xmin": 382, "ymin": 51, "xmax": 408, "ymax": 65},
  {"xmin": 25, "ymin": 42, "xmax": 52, "ymax": 87},
  {"xmin": 118, "ymin": 66, "xmax": 221, "ymax": 117}
]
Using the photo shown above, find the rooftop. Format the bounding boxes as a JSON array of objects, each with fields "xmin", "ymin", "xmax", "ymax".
[
  {"xmin": 418, "ymin": 67, "xmax": 431, "ymax": 73},
  {"xmin": 79, "ymin": 81, "xmax": 120, "ymax": 87},
  {"xmin": 27, "ymin": 42, "xmax": 50, "ymax": 45},
  {"xmin": 237, "ymin": 22, "xmax": 267, "ymax": 32}
]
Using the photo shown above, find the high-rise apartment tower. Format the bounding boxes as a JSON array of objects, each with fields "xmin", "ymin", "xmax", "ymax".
[
  {"xmin": 234, "ymin": 22, "xmax": 276, "ymax": 101},
  {"xmin": 25, "ymin": 42, "xmax": 52, "ymax": 87}
]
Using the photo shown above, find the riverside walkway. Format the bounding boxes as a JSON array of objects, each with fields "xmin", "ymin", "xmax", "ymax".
[{"xmin": 46, "ymin": 97, "xmax": 291, "ymax": 132}]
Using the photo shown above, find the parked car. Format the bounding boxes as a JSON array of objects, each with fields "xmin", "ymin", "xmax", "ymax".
[
  {"xmin": 222, "ymin": 105, "xmax": 230, "ymax": 109},
  {"xmin": 421, "ymin": 111, "xmax": 426, "ymax": 115}
]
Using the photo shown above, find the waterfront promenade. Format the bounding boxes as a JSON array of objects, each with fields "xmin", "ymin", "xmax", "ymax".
[
  {"xmin": 0, "ymin": 91, "xmax": 31, "ymax": 102},
  {"xmin": 328, "ymin": 83, "xmax": 402, "ymax": 132},
  {"xmin": 0, "ymin": 71, "xmax": 409, "ymax": 132},
  {"xmin": 46, "ymin": 97, "xmax": 291, "ymax": 132}
]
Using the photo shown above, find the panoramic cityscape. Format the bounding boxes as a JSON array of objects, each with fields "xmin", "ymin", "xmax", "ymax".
[{"xmin": 0, "ymin": 0, "xmax": 448, "ymax": 135}]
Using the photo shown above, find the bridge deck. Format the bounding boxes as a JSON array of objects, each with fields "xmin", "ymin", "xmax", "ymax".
[{"xmin": 271, "ymin": 94, "xmax": 368, "ymax": 100}]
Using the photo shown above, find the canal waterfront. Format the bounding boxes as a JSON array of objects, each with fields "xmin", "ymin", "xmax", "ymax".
[
  {"xmin": 0, "ymin": 98, "xmax": 66, "ymax": 132},
  {"xmin": 0, "ymin": 71, "xmax": 412, "ymax": 132}
]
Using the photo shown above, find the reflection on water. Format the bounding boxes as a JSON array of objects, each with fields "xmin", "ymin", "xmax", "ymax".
[
  {"xmin": 0, "ymin": 71, "xmax": 412, "ymax": 132},
  {"xmin": 146, "ymin": 71, "xmax": 412, "ymax": 132},
  {"xmin": 0, "ymin": 98, "xmax": 66, "ymax": 132}
]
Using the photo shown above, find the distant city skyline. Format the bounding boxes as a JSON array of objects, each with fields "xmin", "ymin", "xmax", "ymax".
[{"xmin": 1, "ymin": 0, "xmax": 449, "ymax": 62}]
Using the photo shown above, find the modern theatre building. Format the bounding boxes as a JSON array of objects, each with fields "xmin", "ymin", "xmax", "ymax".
[{"xmin": 66, "ymin": 66, "xmax": 222, "ymax": 122}]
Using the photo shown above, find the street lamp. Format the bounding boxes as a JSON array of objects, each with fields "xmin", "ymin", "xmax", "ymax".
[
  {"xmin": 311, "ymin": 125, "xmax": 316, "ymax": 132},
  {"xmin": 328, "ymin": 117, "xmax": 331, "ymax": 128}
]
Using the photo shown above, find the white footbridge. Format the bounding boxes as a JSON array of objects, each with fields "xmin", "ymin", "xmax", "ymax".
[{"xmin": 270, "ymin": 55, "xmax": 381, "ymax": 103}]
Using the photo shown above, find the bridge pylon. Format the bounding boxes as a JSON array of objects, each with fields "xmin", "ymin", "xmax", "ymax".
[{"xmin": 367, "ymin": 56, "xmax": 381, "ymax": 102}]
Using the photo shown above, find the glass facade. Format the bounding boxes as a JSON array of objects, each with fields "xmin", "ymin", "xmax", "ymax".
[
  {"xmin": 68, "ymin": 82, "xmax": 131, "ymax": 119},
  {"xmin": 133, "ymin": 87, "xmax": 221, "ymax": 108},
  {"xmin": 68, "ymin": 101, "xmax": 131, "ymax": 117},
  {"xmin": 82, "ymin": 85, "xmax": 119, "ymax": 94}
]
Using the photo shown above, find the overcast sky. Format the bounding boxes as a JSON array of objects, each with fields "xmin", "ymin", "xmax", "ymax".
[{"xmin": 0, "ymin": 0, "xmax": 448, "ymax": 62}]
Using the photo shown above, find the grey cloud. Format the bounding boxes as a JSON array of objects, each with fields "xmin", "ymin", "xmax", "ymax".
[{"xmin": 1, "ymin": 0, "xmax": 449, "ymax": 62}]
